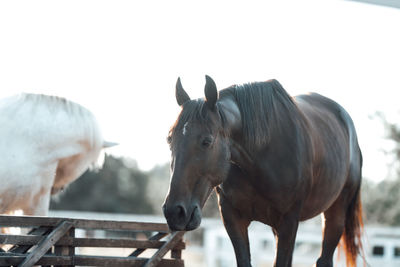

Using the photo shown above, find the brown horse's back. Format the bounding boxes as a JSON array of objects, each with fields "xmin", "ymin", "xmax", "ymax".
[{"xmin": 295, "ymin": 93, "xmax": 362, "ymax": 220}]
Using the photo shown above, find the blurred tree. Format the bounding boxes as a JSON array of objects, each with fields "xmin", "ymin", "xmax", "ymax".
[
  {"xmin": 50, "ymin": 155, "xmax": 154, "ymax": 214},
  {"xmin": 362, "ymin": 178, "xmax": 400, "ymax": 225},
  {"xmin": 50, "ymin": 154, "xmax": 220, "ymax": 217},
  {"xmin": 202, "ymin": 191, "xmax": 221, "ymax": 218},
  {"xmin": 146, "ymin": 163, "xmax": 170, "ymax": 215},
  {"xmin": 362, "ymin": 113, "xmax": 400, "ymax": 226},
  {"xmin": 146, "ymin": 163, "xmax": 220, "ymax": 217}
]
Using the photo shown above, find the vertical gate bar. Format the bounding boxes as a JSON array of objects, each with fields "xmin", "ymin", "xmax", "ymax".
[
  {"xmin": 171, "ymin": 248, "xmax": 182, "ymax": 259},
  {"xmin": 68, "ymin": 227, "xmax": 75, "ymax": 267},
  {"xmin": 171, "ymin": 233, "xmax": 183, "ymax": 259},
  {"xmin": 54, "ymin": 227, "xmax": 75, "ymax": 267}
]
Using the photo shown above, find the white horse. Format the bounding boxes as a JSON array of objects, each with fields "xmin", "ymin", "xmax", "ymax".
[{"xmin": 0, "ymin": 93, "xmax": 115, "ymax": 216}]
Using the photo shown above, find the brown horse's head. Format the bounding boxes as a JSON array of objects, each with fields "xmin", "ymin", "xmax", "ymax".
[{"xmin": 163, "ymin": 76, "xmax": 231, "ymax": 231}]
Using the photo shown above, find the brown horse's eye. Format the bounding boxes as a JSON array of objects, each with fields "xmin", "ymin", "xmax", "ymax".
[{"xmin": 201, "ymin": 136, "xmax": 213, "ymax": 148}]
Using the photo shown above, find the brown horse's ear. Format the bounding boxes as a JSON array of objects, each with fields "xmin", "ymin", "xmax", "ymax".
[
  {"xmin": 204, "ymin": 75, "xmax": 218, "ymax": 110},
  {"xmin": 176, "ymin": 77, "xmax": 190, "ymax": 106}
]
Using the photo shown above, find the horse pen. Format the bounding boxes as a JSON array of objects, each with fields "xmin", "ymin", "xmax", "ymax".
[{"xmin": 0, "ymin": 215, "xmax": 185, "ymax": 267}]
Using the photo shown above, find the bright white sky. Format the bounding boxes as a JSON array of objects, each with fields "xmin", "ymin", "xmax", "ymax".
[{"xmin": 0, "ymin": 0, "xmax": 399, "ymax": 182}]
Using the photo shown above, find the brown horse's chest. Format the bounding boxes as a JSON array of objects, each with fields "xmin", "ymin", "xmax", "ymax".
[{"xmin": 220, "ymin": 175, "xmax": 283, "ymax": 227}]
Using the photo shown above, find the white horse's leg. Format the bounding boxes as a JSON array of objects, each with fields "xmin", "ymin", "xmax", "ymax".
[
  {"xmin": 23, "ymin": 189, "xmax": 51, "ymax": 216},
  {"xmin": 22, "ymin": 164, "xmax": 57, "ymax": 217}
]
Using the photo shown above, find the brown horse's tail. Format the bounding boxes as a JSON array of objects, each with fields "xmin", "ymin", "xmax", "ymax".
[{"xmin": 340, "ymin": 186, "xmax": 365, "ymax": 267}]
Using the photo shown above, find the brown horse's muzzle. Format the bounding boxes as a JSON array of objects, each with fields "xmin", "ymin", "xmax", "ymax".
[{"xmin": 162, "ymin": 201, "xmax": 202, "ymax": 231}]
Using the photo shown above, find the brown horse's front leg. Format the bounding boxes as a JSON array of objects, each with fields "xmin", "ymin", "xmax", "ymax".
[
  {"xmin": 218, "ymin": 190, "xmax": 251, "ymax": 267},
  {"xmin": 273, "ymin": 212, "xmax": 300, "ymax": 267}
]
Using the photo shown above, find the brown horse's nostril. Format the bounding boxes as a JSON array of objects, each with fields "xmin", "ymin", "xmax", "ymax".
[
  {"xmin": 164, "ymin": 203, "xmax": 189, "ymax": 231},
  {"xmin": 163, "ymin": 201, "xmax": 202, "ymax": 231},
  {"xmin": 175, "ymin": 204, "xmax": 187, "ymax": 219}
]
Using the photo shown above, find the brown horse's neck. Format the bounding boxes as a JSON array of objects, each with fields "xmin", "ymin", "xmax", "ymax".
[
  {"xmin": 217, "ymin": 95, "xmax": 256, "ymax": 173},
  {"xmin": 229, "ymin": 138, "xmax": 255, "ymax": 172},
  {"xmin": 217, "ymin": 94, "xmax": 242, "ymax": 134},
  {"xmin": 218, "ymin": 91, "xmax": 308, "ymax": 172}
]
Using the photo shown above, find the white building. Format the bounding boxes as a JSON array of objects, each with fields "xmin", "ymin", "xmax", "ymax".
[{"xmin": 198, "ymin": 219, "xmax": 400, "ymax": 267}]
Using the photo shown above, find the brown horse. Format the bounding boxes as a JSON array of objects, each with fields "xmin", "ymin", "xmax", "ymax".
[{"xmin": 163, "ymin": 76, "xmax": 364, "ymax": 267}]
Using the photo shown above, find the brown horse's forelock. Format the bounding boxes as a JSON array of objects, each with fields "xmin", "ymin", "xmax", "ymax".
[{"xmin": 168, "ymin": 99, "xmax": 227, "ymax": 147}]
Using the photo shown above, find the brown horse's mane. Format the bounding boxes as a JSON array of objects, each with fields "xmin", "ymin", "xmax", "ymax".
[{"xmin": 222, "ymin": 79, "xmax": 299, "ymax": 151}]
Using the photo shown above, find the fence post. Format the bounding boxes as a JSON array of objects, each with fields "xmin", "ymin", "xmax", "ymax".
[
  {"xmin": 144, "ymin": 231, "xmax": 185, "ymax": 267},
  {"xmin": 55, "ymin": 226, "xmax": 75, "ymax": 267},
  {"xmin": 171, "ymin": 234, "xmax": 183, "ymax": 260},
  {"xmin": 171, "ymin": 248, "xmax": 182, "ymax": 260}
]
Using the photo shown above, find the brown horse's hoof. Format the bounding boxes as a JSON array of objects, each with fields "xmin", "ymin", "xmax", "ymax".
[{"xmin": 316, "ymin": 258, "xmax": 333, "ymax": 267}]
